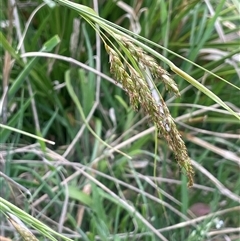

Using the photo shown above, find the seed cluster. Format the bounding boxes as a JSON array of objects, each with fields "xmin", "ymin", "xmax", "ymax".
[
  {"xmin": 9, "ymin": 218, "xmax": 39, "ymax": 241},
  {"xmin": 105, "ymin": 38, "xmax": 194, "ymax": 187},
  {"xmin": 117, "ymin": 35, "xmax": 180, "ymax": 97}
]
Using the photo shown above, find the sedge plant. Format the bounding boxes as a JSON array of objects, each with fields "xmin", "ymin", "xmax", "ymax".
[{"xmin": 1, "ymin": 1, "xmax": 240, "ymax": 241}]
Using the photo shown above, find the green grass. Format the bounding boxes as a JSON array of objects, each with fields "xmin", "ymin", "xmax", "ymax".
[{"xmin": 0, "ymin": 0, "xmax": 240, "ymax": 241}]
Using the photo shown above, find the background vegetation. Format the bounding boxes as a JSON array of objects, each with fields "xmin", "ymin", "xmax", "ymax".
[{"xmin": 0, "ymin": 0, "xmax": 239, "ymax": 240}]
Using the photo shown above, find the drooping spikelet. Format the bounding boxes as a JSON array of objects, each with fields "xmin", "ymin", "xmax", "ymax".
[
  {"xmin": 116, "ymin": 35, "xmax": 181, "ymax": 97},
  {"xmin": 105, "ymin": 39, "xmax": 194, "ymax": 187},
  {"xmin": 8, "ymin": 218, "xmax": 39, "ymax": 241}
]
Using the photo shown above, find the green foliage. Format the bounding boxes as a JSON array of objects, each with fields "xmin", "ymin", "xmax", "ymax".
[{"xmin": 0, "ymin": 0, "xmax": 239, "ymax": 241}]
